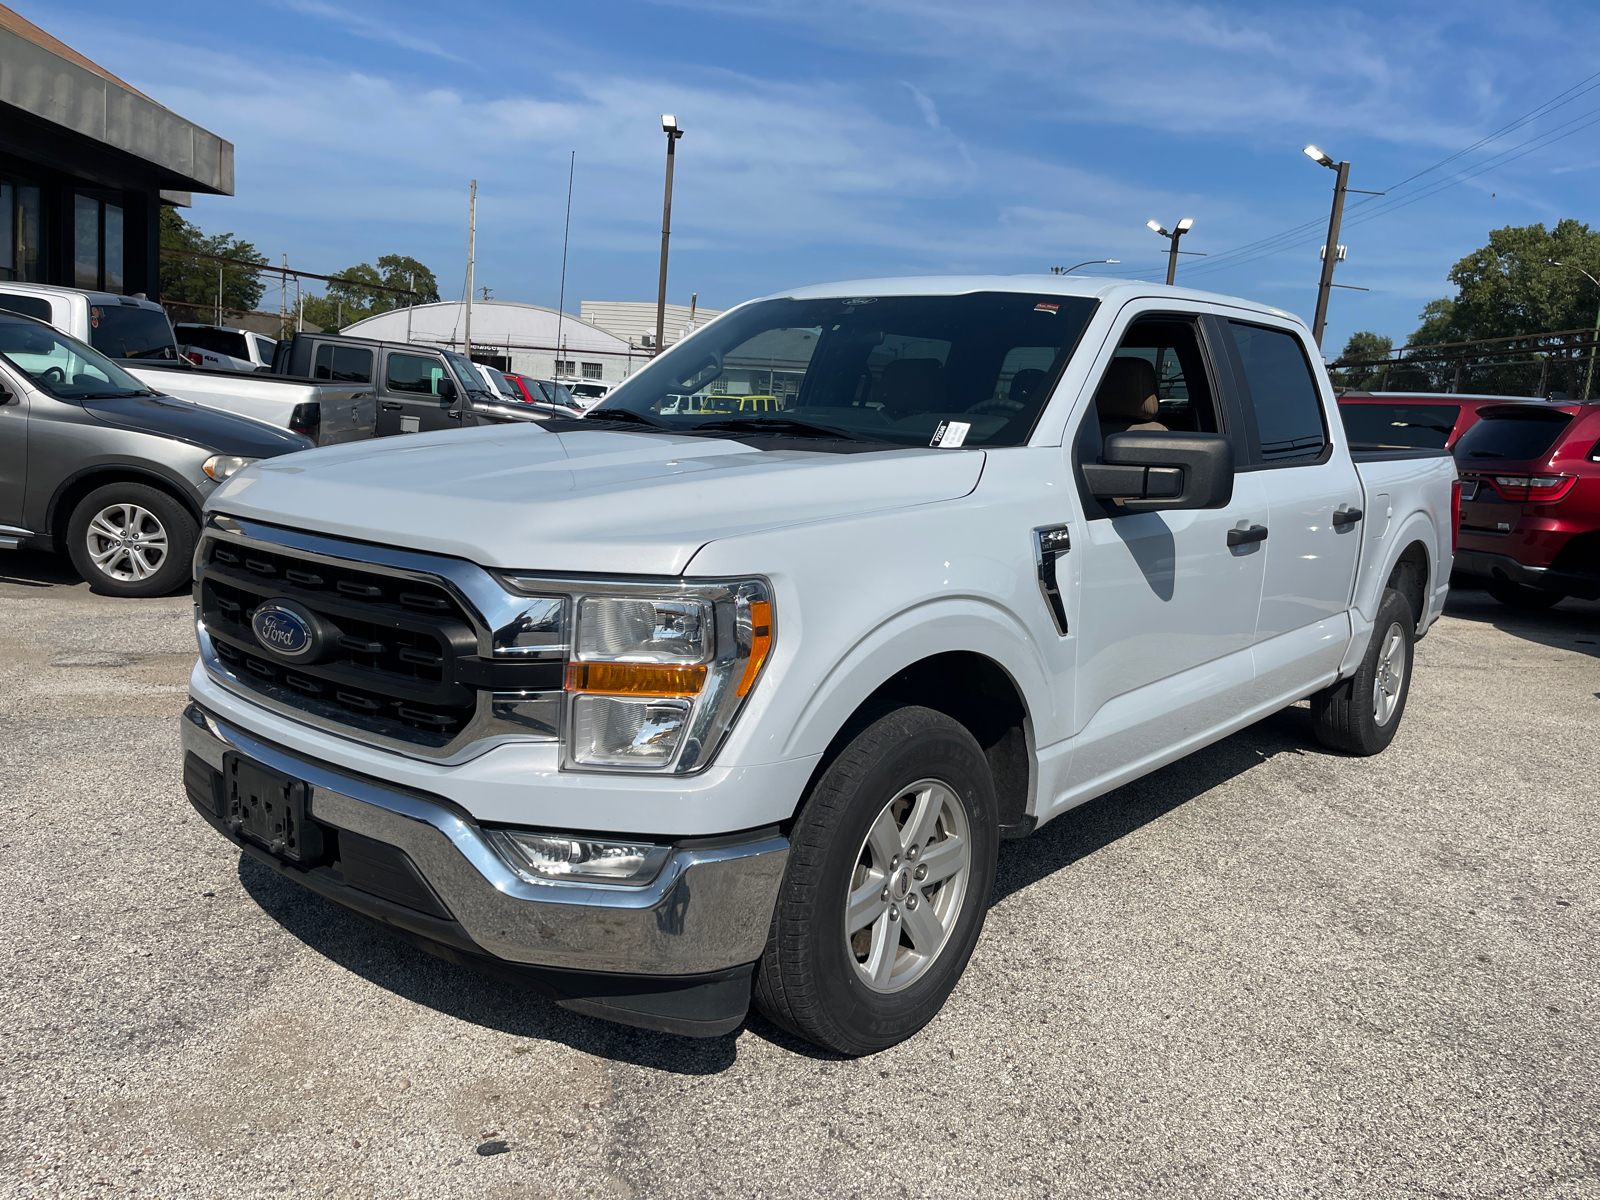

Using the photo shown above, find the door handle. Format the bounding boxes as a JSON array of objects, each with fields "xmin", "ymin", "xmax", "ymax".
[
  {"xmin": 380, "ymin": 402, "xmax": 403, "ymax": 411},
  {"xmin": 1332, "ymin": 507, "xmax": 1364, "ymax": 526},
  {"xmin": 1227, "ymin": 524, "xmax": 1268, "ymax": 547}
]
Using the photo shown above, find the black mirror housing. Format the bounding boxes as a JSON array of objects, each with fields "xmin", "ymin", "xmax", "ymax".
[
  {"xmin": 1084, "ymin": 431, "xmax": 1234, "ymax": 512},
  {"xmin": 437, "ymin": 376, "xmax": 457, "ymax": 400}
]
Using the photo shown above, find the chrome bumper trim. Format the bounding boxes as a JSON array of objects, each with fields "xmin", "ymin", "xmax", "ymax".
[{"xmin": 183, "ymin": 702, "xmax": 789, "ymax": 975}]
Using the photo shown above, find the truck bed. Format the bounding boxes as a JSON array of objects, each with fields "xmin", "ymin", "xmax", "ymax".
[{"xmin": 127, "ymin": 363, "xmax": 376, "ymax": 446}]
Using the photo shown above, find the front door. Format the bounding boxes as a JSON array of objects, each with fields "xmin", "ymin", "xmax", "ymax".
[
  {"xmin": 1062, "ymin": 308, "xmax": 1268, "ymax": 799},
  {"xmin": 0, "ymin": 364, "xmax": 27, "ymax": 528},
  {"xmin": 380, "ymin": 351, "xmax": 459, "ymax": 436}
]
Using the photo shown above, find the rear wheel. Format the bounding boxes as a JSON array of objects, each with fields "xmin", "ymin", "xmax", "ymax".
[
  {"xmin": 1485, "ymin": 580, "xmax": 1564, "ymax": 610},
  {"xmin": 1309, "ymin": 587, "xmax": 1415, "ymax": 756},
  {"xmin": 753, "ymin": 706, "xmax": 998, "ymax": 1056},
  {"xmin": 66, "ymin": 482, "xmax": 197, "ymax": 598}
]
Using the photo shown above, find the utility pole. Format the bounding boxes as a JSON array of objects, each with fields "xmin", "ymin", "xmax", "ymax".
[
  {"xmin": 655, "ymin": 115, "xmax": 684, "ymax": 357},
  {"xmin": 406, "ymin": 271, "xmax": 415, "ymax": 343},
  {"xmin": 215, "ymin": 267, "xmax": 222, "ymax": 324},
  {"xmin": 1549, "ymin": 260, "xmax": 1600, "ymax": 400},
  {"xmin": 1146, "ymin": 219, "xmax": 1197, "ymax": 285},
  {"xmin": 465, "ymin": 179, "xmax": 477, "ymax": 360},
  {"xmin": 555, "ymin": 150, "xmax": 574, "ymax": 383},
  {"xmin": 280, "ymin": 254, "xmax": 287, "ymax": 339},
  {"xmin": 1308, "ymin": 150, "xmax": 1350, "ymax": 349}
]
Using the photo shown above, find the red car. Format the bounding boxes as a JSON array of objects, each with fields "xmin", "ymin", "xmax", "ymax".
[
  {"xmin": 1337, "ymin": 392, "xmax": 1535, "ymax": 451},
  {"xmin": 1452, "ymin": 401, "xmax": 1600, "ymax": 607},
  {"xmin": 503, "ymin": 372, "xmax": 585, "ymax": 417}
]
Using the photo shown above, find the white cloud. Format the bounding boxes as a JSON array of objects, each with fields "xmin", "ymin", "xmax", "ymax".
[{"xmin": 273, "ymin": 0, "xmax": 467, "ymax": 62}]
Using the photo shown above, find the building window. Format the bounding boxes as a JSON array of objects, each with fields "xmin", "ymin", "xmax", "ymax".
[
  {"xmin": 556, "ymin": 359, "xmax": 577, "ymax": 376},
  {"xmin": 72, "ymin": 195, "xmax": 126, "ymax": 293},
  {"xmin": 1, "ymin": 180, "xmax": 43, "ymax": 282},
  {"xmin": 582, "ymin": 361, "xmax": 603, "ymax": 380}
]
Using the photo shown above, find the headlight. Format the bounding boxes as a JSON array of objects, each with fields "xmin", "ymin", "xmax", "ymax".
[
  {"xmin": 203, "ymin": 455, "xmax": 258, "ymax": 481},
  {"xmin": 500, "ymin": 574, "xmax": 773, "ymax": 773}
]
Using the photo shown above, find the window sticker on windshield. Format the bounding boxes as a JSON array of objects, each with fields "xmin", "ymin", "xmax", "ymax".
[
  {"xmin": 1034, "ymin": 302, "xmax": 1059, "ymax": 314},
  {"xmin": 930, "ymin": 420, "xmax": 970, "ymax": 448}
]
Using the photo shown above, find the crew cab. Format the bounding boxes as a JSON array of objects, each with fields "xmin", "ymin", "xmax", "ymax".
[
  {"xmin": 179, "ymin": 277, "xmax": 1458, "ymax": 1054},
  {"xmin": 1453, "ymin": 399, "xmax": 1600, "ymax": 607},
  {"xmin": 0, "ymin": 283, "xmax": 374, "ymax": 446}
]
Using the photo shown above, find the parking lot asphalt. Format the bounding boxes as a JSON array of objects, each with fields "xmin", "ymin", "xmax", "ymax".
[{"xmin": 2, "ymin": 548, "xmax": 1597, "ymax": 1200}]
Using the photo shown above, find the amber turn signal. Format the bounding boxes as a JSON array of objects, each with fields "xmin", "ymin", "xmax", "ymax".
[
  {"xmin": 736, "ymin": 601, "xmax": 773, "ymax": 697},
  {"xmin": 565, "ymin": 661, "xmax": 707, "ymax": 698}
]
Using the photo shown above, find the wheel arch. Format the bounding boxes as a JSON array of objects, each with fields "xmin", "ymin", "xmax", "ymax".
[
  {"xmin": 1384, "ymin": 537, "xmax": 1431, "ymax": 632},
  {"xmin": 48, "ymin": 465, "xmax": 205, "ymax": 549}
]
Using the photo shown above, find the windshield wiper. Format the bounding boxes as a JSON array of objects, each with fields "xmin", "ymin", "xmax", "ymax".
[
  {"xmin": 583, "ymin": 408, "xmax": 670, "ymax": 429},
  {"xmin": 691, "ymin": 417, "xmax": 869, "ymax": 442},
  {"xmin": 75, "ymin": 389, "xmax": 156, "ymax": 400}
]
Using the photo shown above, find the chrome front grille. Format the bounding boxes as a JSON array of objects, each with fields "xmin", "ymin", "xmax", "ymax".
[{"xmin": 194, "ymin": 517, "xmax": 564, "ymax": 761}]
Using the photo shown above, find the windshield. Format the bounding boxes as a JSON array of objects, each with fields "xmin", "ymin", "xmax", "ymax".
[
  {"xmin": 592, "ymin": 292, "xmax": 1098, "ymax": 446},
  {"xmin": 485, "ymin": 367, "xmax": 518, "ymax": 399},
  {"xmin": 1339, "ymin": 402, "xmax": 1460, "ymax": 450},
  {"xmin": 537, "ymin": 379, "xmax": 581, "ymax": 408},
  {"xmin": 90, "ymin": 304, "xmax": 179, "ymax": 361},
  {"xmin": 443, "ymin": 350, "xmax": 494, "ymax": 398},
  {"xmin": 0, "ymin": 314, "xmax": 151, "ymax": 399}
]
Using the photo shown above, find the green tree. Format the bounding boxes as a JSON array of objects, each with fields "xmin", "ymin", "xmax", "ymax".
[
  {"xmin": 302, "ymin": 255, "xmax": 440, "ymax": 331},
  {"xmin": 158, "ymin": 207, "xmax": 267, "ymax": 320},
  {"xmin": 1330, "ymin": 330, "xmax": 1393, "ymax": 391},
  {"xmin": 1405, "ymin": 220, "xmax": 1600, "ymax": 394}
]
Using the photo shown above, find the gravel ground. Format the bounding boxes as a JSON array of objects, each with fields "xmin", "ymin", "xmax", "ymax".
[{"xmin": 2, "ymin": 549, "xmax": 1596, "ymax": 1200}]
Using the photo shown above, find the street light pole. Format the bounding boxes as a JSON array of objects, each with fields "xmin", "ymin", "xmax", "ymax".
[
  {"xmin": 1306, "ymin": 145, "xmax": 1349, "ymax": 349},
  {"xmin": 1147, "ymin": 219, "xmax": 1195, "ymax": 285},
  {"xmin": 1550, "ymin": 260, "xmax": 1600, "ymax": 400},
  {"xmin": 1051, "ymin": 259, "xmax": 1121, "ymax": 275},
  {"xmin": 655, "ymin": 115, "xmax": 685, "ymax": 358}
]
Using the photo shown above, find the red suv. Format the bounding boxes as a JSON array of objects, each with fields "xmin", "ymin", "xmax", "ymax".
[
  {"xmin": 1337, "ymin": 392, "xmax": 1532, "ymax": 451},
  {"xmin": 1453, "ymin": 401, "xmax": 1600, "ymax": 608}
]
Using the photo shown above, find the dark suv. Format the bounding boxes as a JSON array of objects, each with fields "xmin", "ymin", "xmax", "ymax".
[{"xmin": 1453, "ymin": 401, "xmax": 1600, "ymax": 608}]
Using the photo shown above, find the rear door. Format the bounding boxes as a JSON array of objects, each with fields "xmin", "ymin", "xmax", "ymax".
[
  {"xmin": 1215, "ymin": 315, "xmax": 1362, "ymax": 696},
  {"xmin": 0, "ymin": 362, "xmax": 27, "ymax": 529},
  {"xmin": 379, "ymin": 350, "xmax": 457, "ymax": 435}
]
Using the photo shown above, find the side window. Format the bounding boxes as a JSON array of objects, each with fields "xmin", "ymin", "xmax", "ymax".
[
  {"xmin": 1228, "ymin": 321, "xmax": 1326, "ymax": 464},
  {"xmin": 253, "ymin": 337, "xmax": 276, "ymax": 364},
  {"xmin": 313, "ymin": 343, "xmax": 372, "ymax": 383},
  {"xmin": 0, "ymin": 294, "xmax": 51, "ymax": 322},
  {"xmin": 387, "ymin": 353, "xmax": 445, "ymax": 395}
]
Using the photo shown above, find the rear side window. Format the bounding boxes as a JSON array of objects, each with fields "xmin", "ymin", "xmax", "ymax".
[
  {"xmin": 1339, "ymin": 402, "xmax": 1460, "ymax": 450},
  {"xmin": 313, "ymin": 342, "xmax": 373, "ymax": 383},
  {"xmin": 89, "ymin": 305, "xmax": 178, "ymax": 361},
  {"xmin": 253, "ymin": 336, "xmax": 276, "ymax": 363},
  {"xmin": 0, "ymin": 294, "xmax": 52, "ymax": 322},
  {"xmin": 1454, "ymin": 410, "xmax": 1573, "ymax": 463},
  {"xmin": 387, "ymin": 352, "xmax": 445, "ymax": 394},
  {"xmin": 1229, "ymin": 321, "xmax": 1326, "ymax": 463}
]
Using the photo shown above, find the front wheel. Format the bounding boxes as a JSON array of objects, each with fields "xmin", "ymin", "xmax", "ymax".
[
  {"xmin": 1309, "ymin": 587, "xmax": 1415, "ymax": 756},
  {"xmin": 753, "ymin": 706, "xmax": 999, "ymax": 1056},
  {"xmin": 66, "ymin": 482, "xmax": 197, "ymax": 598}
]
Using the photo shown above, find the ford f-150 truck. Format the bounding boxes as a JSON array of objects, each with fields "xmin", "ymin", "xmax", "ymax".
[{"xmin": 180, "ymin": 277, "xmax": 1458, "ymax": 1054}]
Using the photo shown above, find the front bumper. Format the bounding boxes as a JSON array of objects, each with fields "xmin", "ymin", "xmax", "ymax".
[
  {"xmin": 1452, "ymin": 549, "xmax": 1600, "ymax": 600},
  {"xmin": 181, "ymin": 701, "xmax": 790, "ymax": 1035}
]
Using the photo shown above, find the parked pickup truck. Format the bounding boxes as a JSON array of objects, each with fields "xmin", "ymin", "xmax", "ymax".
[
  {"xmin": 0, "ymin": 283, "xmax": 374, "ymax": 446},
  {"xmin": 180, "ymin": 278, "xmax": 1459, "ymax": 1054}
]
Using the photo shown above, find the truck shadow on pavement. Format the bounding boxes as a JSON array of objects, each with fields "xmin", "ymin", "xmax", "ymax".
[
  {"xmin": 1443, "ymin": 581, "xmax": 1600, "ymax": 659},
  {"xmin": 0, "ymin": 549, "xmax": 82, "ymax": 589},
  {"xmin": 239, "ymin": 703, "xmax": 1327, "ymax": 1071}
]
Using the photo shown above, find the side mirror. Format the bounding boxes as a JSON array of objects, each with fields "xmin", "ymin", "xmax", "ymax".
[
  {"xmin": 437, "ymin": 376, "xmax": 457, "ymax": 401},
  {"xmin": 1083, "ymin": 431, "xmax": 1234, "ymax": 512}
]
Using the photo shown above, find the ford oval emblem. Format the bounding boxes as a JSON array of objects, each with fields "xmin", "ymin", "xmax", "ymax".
[{"xmin": 251, "ymin": 601, "xmax": 315, "ymax": 660}]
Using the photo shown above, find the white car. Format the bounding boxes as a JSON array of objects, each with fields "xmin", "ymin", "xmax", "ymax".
[
  {"xmin": 174, "ymin": 323, "xmax": 277, "ymax": 372},
  {"xmin": 180, "ymin": 276, "xmax": 1458, "ymax": 1053}
]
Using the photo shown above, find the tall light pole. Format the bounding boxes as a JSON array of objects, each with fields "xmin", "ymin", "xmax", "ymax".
[
  {"xmin": 655, "ymin": 115, "xmax": 684, "ymax": 358},
  {"xmin": 1304, "ymin": 145, "xmax": 1349, "ymax": 349},
  {"xmin": 1550, "ymin": 259, "xmax": 1600, "ymax": 400},
  {"xmin": 1051, "ymin": 259, "xmax": 1120, "ymax": 275},
  {"xmin": 1147, "ymin": 218, "xmax": 1196, "ymax": 285},
  {"xmin": 465, "ymin": 179, "xmax": 477, "ymax": 360}
]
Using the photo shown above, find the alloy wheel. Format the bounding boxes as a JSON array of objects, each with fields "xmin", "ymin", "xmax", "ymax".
[
  {"xmin": 1372, "ymin": 620, "xmax": 1406, "ymax": 726},
  {"xmin": 85, "ymin": 503, "xmax": 169, "ymax": 582}
]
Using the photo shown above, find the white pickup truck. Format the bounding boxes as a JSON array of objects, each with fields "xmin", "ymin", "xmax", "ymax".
[
  {"xmin": 0, "ymin": 283, "xmax": 374, "ymax": 445},
  {"xmin": 180, "ymin": 277, "xmax": 1458, "ymax": 1054}
]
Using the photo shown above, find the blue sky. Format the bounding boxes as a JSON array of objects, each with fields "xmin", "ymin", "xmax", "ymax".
[{"xmin": 26, "ymin": 0, "xmax": 1600, "ymax": 351}]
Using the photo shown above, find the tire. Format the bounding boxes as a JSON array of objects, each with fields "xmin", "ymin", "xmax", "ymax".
[
  {"xmin": 1485, "ymin": 580, "xmax": 1564, "ymax": 610},
  {"xmin": 1309, "ymin": 587, "xmax": 1415, "ymax": 756},
  {"xmin": 66, "ymin": 482, "xmax": 197, "ymax": 598},
  {"xmin": 753, "ymin": 705, "xmax": 999, "ymax": 1056}
]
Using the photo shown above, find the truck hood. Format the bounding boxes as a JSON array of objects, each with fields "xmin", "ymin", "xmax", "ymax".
[{"xmin": 209, "ymin": 424, "xmax": 986, "ymax": 574}]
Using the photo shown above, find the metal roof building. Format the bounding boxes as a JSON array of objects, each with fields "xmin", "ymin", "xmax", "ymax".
[{"xmin": 340, "ymin": 300, "xmax": 648, "ymax": 384}]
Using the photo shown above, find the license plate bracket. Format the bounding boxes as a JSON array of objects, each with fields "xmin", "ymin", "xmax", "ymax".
[{"xmin": 221, "ymin": 752, "xmax": 320, "ymax": 862}]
